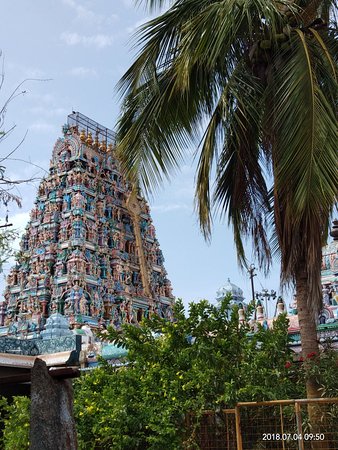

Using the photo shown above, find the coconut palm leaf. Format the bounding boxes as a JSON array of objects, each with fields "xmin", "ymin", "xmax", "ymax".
[
  {"xmin": 271, "ymin": 28, "xmax": 337, "ymax": 315},
  {"xmin": 194, "ymin": 62, "xmax": 253, "ymax": 240},
  {"xmin": 117, "ymin": 0, "xmax": 287, "ymax": 191},
  {"xmin": 116, "ymin": 0, "xmax": 338, "ymax": 394},
  {"xmin": 212, "ymin": 67, "xmax": 272, "ymax": 272},
  {"xmin": 135, "ymin": 0, "xmax": 171, "ymax": 11}
]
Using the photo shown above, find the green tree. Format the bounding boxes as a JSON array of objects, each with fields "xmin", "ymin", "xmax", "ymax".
[
  {"xmin": 0, "ymin": 396, "xmax": 30, "ymax": 450},
  {"xmin": 1, "ymin": 300, "xmax": 336, "ymax": 449},
  {"xmin": 74, "ymin": 298, "xmax": 300, "ymax": 449},
  {"xmin": 116, "ymin": 0, "xmax": 337, "ymax": 400}
]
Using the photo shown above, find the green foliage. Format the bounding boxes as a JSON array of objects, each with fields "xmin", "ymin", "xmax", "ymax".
[
  {"xmin": 317, "ymin": 348, "xmax": 338, "ymax": 398},
  {"xmin": 297, "ymin": 346, "xmax": 338, "ymax": 398},
  {"xmin": 0, "ymin": 396, "xmax": 30, "ymax": 450},
  {"xmin": 236, "ymin": 314, "xmax": 305, "ymax": 402},
  {"xmin": 74, "ymin": 297, "xmax": 305, "ymax": 449},
  {"xmin": 117, "ymin": 0, "xmax": 337, "ymax": 276},
  {"xmin": 116, "ymin": 0, "xmax": 338, "ymax": 370},
  {"xmin": 0, "ymin": 299, "xmax": 336, "ymax": 449}
]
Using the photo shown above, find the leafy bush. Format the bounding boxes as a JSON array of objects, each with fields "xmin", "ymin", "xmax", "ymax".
[
  {"xmin": 0, "ymin": 396, "xmax": 30, "ymax": 450},
  {"xmin": 1, "ymin": 297, "xmax": 336, "ymax": 449},
  {"xmin": 74, "ymin": 297, "xmax": 304, "ymax": 449}
]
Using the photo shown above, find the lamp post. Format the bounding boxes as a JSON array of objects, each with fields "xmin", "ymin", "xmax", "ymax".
[{"xmin": 255, "ymin": 289, "xmax": 277, "ymax": 319}]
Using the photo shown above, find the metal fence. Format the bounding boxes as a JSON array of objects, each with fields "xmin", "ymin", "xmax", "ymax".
[{"xmin": 188, "ymin": 399, "xmax": 338, "ymax": 450}]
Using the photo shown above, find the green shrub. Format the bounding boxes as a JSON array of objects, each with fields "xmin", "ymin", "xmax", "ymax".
[{"xmin": 1, "ymin": 396, "xmax": 30, "ymax": 450}]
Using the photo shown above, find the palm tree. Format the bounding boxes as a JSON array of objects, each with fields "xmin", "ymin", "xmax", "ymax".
[{"xmin": 116, "ymin": 0, "xmax": 337, "ymax": 400}]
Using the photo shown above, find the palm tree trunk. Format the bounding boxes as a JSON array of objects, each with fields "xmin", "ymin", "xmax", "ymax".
[
  {"xmin": 296, "ymin": 265, "xmax": 326, "ymax": 449},
  {"xmin": 295, "ymin": 265, "xmax": 320, "ymax": 398}
]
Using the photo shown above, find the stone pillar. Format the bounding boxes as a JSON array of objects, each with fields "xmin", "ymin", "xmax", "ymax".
[{"xmin": 30, "ymin": 358, "xmax": 77, "ymax": 450}]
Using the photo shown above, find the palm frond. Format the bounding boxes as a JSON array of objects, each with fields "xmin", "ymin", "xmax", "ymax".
[
  {"xmin": 309, "ymin": 28, "xmax": 336, "ymax": 78},
  {"xmin": 117, "ymin": 0, "xmax": 337, "ymax": 297},
  {"xmin": 194, "ymin": 68, "xmax": 243, "ymax": 240},
  {"xmin": 134, "ymin": 0, "xmax": 173, "ymax": 12},
  {"xmin": 117, "ymin": 60, "xmax": 222, "ymax": 194},
  {"xmin": 117, "ymin": 0, "xmax": 287, "ymax": 194},
  {"xmin": 272, "ymin": 28, "xmax": 337, "ymax": 316},
  {"xmin": 211, "ymin": 69, "xmax": 271, "ymax": 272}
]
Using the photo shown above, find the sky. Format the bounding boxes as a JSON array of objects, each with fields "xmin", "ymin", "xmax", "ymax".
[{"xmin": 0, "ymin": 0, "xmax": 290, "ymax": 311}]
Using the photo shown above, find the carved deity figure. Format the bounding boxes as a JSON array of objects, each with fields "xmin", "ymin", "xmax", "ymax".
[
  {"xmin": 322, "ymin": 286, "xmax": 331, "ymax": 305},
  {"xmin": 64, "ymin": 299, "xmax": 73, "ymax": 315},
  {"xmin": 72, "ymin": 191, "xmax": 85, "ymax": 209},
  {"xmin": 120, "ymin": 300, "xmax": 128, "ymax": 323},
  {"xmin": 96, "ymin": 199, "xmax": 105, "ymax": 217},
  {"xmin": 31, "ymin": 205, "xmax": 39, "ymax": 221},
  {"xmin": 79, "ymin": 294, "xmax": 88, "ymax": 315},
  {"xmin": 63, "ymin": 193, "xmax": 71, "ymax": 211}
]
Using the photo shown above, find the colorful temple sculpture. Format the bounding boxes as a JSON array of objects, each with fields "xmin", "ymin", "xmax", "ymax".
[
  {"xmin": 321, "ymin": 219, "xmax": 338, "ymax": 306},
  {"xmin": 216, "ymin": 223, "xmax": 338, "ymax": 351},
  {"xmin": 285, "ymin": 221, "xmax": 338, "ymax": 350},
  {"xmin": 0, "ymin": 112, "xmax": 174, "ymax": 338}
]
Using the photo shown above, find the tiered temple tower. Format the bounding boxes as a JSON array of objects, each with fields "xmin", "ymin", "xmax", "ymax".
[
  {"xmin": 1, "ymin": 112, "xmax": 174, "ymax": 335},
  {"xmin": 321, "ymin": 220, "xmax": 338, "ymax": 300}
]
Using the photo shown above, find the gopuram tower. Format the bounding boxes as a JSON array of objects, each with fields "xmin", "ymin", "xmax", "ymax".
[{"xmin": 1, "ymin": 112, "xmax": 174, "ymax": 335}]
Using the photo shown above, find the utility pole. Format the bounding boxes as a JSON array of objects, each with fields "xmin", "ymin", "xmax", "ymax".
[
  {"xmin": 248, "ymin": 264, "xmax": 256, "ymax": 304},
  {"xmin": 248, "ymin": 264, "xmax": 257, "ymax": 319}
]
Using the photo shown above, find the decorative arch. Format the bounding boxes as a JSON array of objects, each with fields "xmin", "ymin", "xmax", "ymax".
[{"xmin": 318, "ymin": 306, "xmax": 334, "ymax": 324}]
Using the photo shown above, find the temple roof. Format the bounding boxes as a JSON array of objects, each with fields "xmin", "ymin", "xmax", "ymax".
[{"xmin": 216, "ymin": 278, "xmax": 244, "ymax": 304}]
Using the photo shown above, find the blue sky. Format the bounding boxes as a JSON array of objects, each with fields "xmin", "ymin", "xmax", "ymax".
[{"xmin": 0, "ymin": 0, "xmax": 288, "ymax": 309}]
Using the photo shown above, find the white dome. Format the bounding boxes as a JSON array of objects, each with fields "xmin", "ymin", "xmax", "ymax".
[{"xmin": 216, "ymin": 278, "xmax": 244, "ymax": 304}]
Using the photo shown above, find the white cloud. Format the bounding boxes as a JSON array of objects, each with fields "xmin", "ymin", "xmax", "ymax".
[
  {"xmin": 68, "ymin": 66, "xmax": 98, "ymax": 78},
  {"xmin": 63, "ymin": 0, "xmax": 96, "ymax": 21},
  {"xmin": 6, "ymin": 159, "xmax": 47, "ymax": 185},
  {"xmin": 25, "ymin": 93, "xmax": 70, "ymax": 123},
  {"xmin": 62, "ymin": 0, "xmax": 119, "ymax": 25},
  {"xmin": 60, "ymin": 32, "xmax": 114, "ymax": 48},
  {"xmin": 0, "ymin": 211, "xmax": 30, "ymax": 252},
  {"xmin": 109, "ymin": 13, "xmax": 119, "ymax": 22},
  {"xmin": 6, "ymin": 211, "xmax": 30, "ymax": 235}
]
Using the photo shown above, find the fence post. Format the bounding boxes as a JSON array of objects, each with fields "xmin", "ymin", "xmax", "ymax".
[
  {"xmin": 235, "ymin": 406, "xmax": 243, "ymax": 450},
  {"xmin": 295, "ymin": 402, "xmax": 305, "ymax": 450},
  {"xmin": 279, "ymin": 404, "xmax": 286, "ymax": 450}
]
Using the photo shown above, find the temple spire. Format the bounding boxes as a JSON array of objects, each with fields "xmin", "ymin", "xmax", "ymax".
[{"xmin": 2, "ymin": 112, "xmax": 174, "ymax": 336}]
